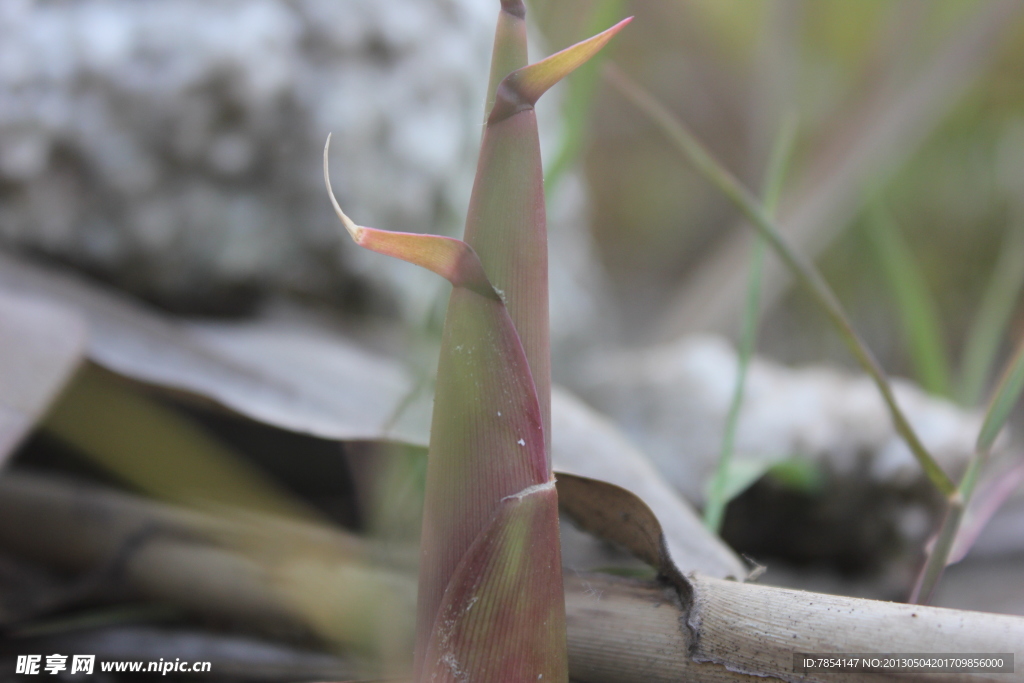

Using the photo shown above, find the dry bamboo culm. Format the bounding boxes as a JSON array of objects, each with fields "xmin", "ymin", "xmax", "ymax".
[{"xmin": 0, "ymin": 472, "xmax": 1020, "ymax": 683}]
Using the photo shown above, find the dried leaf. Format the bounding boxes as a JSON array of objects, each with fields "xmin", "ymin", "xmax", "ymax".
[
  {"xmin": 556, "ymin": 474, "xmax": 687, "ymax": 592},
  {"xmin": 0, "ymin": 251, "xmax": 428, "ymax": 445},
  {"xmin": 0, "ymin": 290, "xmax": 86, "ymax": 464},
  {"xmin": 551, "ymin": 388, "xmax": 746, "ymax": 580},
  {"xmin": 0, "ymin": 252, "xmax": 719, "ymax": 578}
]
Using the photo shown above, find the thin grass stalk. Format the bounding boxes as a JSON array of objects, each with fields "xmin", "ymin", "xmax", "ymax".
[
  {"xmin": 704, "ymin": 116, "xmax": 796, "ymax": 533},
  {"xmin": 910, "ymin": 248, "xmax": 1024, "ymax": 601},
  {"xmin": 865, "ymin": 201, "xmax": 952, "ymax": 397},
  {"xmin": 544, "ymin": 0, "xmax": 626, "ymax": 195},
  {"xmin": 959, "ymin": 220, "xmax": 1024, "ymax": 406},
  {"xmin": 947, "ymin": 452, "xmax": 1024, "ymax": 565},
  {"xmin": 605, "ymin": 64, "xmax": 956, "ymax": 497},
  {"xmin": 908, "ymin": 492, "xmax": 964, "ymax": 604},
  {"xmin": 976, "ymin": 334, "xmax": 1024, "ymax": 458}
]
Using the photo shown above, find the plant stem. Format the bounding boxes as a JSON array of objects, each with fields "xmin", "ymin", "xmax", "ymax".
[
  {"xmin": 958, "ymin": 203, "xmax": 1024, "ymax": 406},
  {"xmin": 865, "ymin": 200, "xmax": 952, "ymax": 397},
  {"xmin": 606, "ymin": 64, "xmax": 956, "ymax": 497},
  {"xmin": 909, "ymin": 492, "xmax": 964, "ymax": 605},
  {"xmin": 704, "ymin": 116, "xmax": 796, "ymax": 533},
  {"xmin": 911, "ymin": 331, "xmax": 1024, "ymax": 601},
  {"xmin": 544, "ymin": 0, "xmax": 625, "ymax": 194}
]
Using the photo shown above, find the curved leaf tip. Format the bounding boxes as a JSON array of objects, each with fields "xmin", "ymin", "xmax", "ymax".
[
  {"xmin": 324, "ymin": 135, "xmax": 497, "ymax": 300},
  {"xmin": 489, "ymin": 16, "xmax": 632, "ymax": 123},
  {"xmin": 323, "ymin": 134, "xmax": 364, "ymax": 243}
]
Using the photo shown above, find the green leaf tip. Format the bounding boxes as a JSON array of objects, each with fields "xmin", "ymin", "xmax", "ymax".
[
  {"xmin": 324, "ymin": 135, "xmax": 497, "ymax": 300},
  {"xmin": 489, "ymin": 17, "xmax": 632, "ymax": 124}
]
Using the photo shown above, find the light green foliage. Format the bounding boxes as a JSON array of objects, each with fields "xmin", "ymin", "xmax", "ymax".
[
  {"xmin": 865, "ymin": 201, "xmax": 953, "ymax": 398},
  {"xmin": 959, "ymin": 222, "xmax": 1024, "ymax": 406},
  {"xmin": 976, "ymin": 336, "xmax": 1024, "ymax": 459},
  {"xmin": 608, "ymin": 65, "xmax": 956, "ymax": 498},
  {"xmin": 704, "ymin": 458, "xmax": 773, "ymax": 508},
  {"xmin": 544, "ymin": 0, "xmax": 626, "ymax": 194},
  {"xmin": 704, "ymin": 116, "xmax": 796, "ymax": 533}
]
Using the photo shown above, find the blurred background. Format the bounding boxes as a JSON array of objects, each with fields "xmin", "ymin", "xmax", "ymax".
[{"xmin": 0, "ymin": 0, "xmax": 1023, "ymax": 680}]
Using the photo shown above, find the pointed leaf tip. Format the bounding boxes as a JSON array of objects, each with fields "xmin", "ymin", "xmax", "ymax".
[
  {"xmin": 323, "ymin": 134, "xmax": 363, "ymax": 242},
  {"xmin": 489, "ymin": 17, "xmax": 632, "ymax": 123},
  {"xmin": 323, "ymin": 135, "xmax": 497, "ymax": 300}
]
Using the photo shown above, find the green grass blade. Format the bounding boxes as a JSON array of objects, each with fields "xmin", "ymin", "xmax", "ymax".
[
  {"xmin": 907, "ymin": 89, "xmax": 1024, "ymax": 610},
  {"xmin": 544, "ymin": 0, "xmax": 627, "ymax": 194},
  {"xmin": 767, "ymin": 458, "xmax": 826, "ymax": 494},
  {"xmin": 911, "ymin": 313, "xmax": 1024, "ymax": 604},
  {"xmin": 959, "ymin": 221, "xmax": 1024, "ymax": 406},
  {"xmin": 976, "ymin": 333, "xmax": 1024, "ymax": 457},
  {"xmin": 607, "ymin": 64, "xmax": 956, "ymax": 497},
  {"xmin": 704, "ymin": 458, "xmax": 773, "ymax": 509},
  {"xmin": 43, "ymin": 365, "xmax": 315, "ymax": 521},
  {"xmin": 865, "ymin": 201, "xmax": 952, "ymax": 397},
  {"xmin": 949, "ymin": 452, "xmax": 1024, "ymax": 563},
  {"xmin": 704, "ymin": 115, "xmax": 796, "ymax": 533},
  {"xmin": 909, "ymin": 493, "xmax": 964, "ymax": 604}
]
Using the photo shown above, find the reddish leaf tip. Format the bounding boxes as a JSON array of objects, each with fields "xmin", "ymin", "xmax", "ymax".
[
  {"xmin": 324, "ymin": 135, "xmax": 500, "ymax": 300},
  {"xmin": 500, "ymin": 0, "xmax": 526, "ymax": 20}
]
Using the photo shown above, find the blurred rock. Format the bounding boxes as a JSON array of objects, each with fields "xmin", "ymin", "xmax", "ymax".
[
  {"xmin": 571, "ymin": 335, "xmax": 1018, "ymax": 575},
  {"xmin": 0, "ymin": 0, "xmax": 497, "ymax": 314},
  {"xmin": 574, "ymin": 335, "xmax": 994, "ymax": 506},
  {"xmin": 0, "ymin": 0, "xmax": 607, "ymax": 349}
]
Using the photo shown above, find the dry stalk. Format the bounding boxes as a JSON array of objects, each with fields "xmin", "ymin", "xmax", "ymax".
[{"xmin": 0, "ymin": 473, "xmax": 1021, "ymax": 682}]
